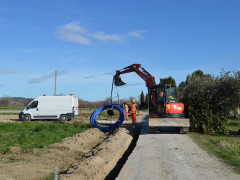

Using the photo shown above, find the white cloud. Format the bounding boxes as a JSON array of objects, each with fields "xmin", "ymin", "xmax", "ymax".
[
  {"xmin": 0, "ymin": 68, "xmax": 18, "ymax": 75},
  {"xmin": 29, "ymin": 73, "xmax": 53, "ymax": 84},
  {"xmin": 128, "ymin": 30, "xmax": 146, "ymax": 39},
  {"xmin": 89, "ymin": 32, "xmax": 123, "ymax": 43},
  {"xmin": 57, "ymin": 22, "xmax": 91, "ymax": 45},
  {"xmin": 59, "ymin": 22, "xmax": 87, "ymax": 33},
  {"xmin": 58, "ymin": 32, "xmax": 91, "ymax": 45},
  {"xmin": 29, "ymin": 70, "xmax": 69, "ymax": 84},
  {"xmin": 57, "ymin": 22, "xmax": 146, "ymax": 45}
]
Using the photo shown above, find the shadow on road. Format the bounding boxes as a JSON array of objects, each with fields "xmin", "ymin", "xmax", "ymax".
[{"xmin": 149, "ymin": 127, "xmax": 181, "ymax": 134}]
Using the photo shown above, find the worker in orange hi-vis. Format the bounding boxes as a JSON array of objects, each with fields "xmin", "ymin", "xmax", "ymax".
[
  {"xmin": 123, "ymin": 102, "xmax": 129, "ymax": 121},
  {"xmin": 130, "ymin": 99, "xmax": 139, "ymax": 124}
]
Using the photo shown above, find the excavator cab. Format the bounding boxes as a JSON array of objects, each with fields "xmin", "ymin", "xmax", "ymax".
[{"xmin": 148, "ymin": 84, "xmax": 184, "ymax": 118}]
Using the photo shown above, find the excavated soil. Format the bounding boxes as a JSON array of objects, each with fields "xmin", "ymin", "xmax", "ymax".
[
  {"xmin": 59, "ymin": 127, "xmax": 135, "ymax": 180},
  {"xmin": 0, "ymin": 127, "xmax": 135, "ymax": 180}
]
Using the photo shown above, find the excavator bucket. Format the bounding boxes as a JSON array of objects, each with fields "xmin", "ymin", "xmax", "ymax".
[{"xmin": 113, "ymin": 74, "xmax": 126, "ymax": 86}]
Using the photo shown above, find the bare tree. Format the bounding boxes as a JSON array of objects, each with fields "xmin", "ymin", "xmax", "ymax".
[{"xmin": 0, "ymin": 96, "xmax": 11, "ymax": 106}]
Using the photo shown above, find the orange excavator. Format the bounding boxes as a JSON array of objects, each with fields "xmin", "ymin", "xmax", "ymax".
[{"xmin": 114, "ymin": 64, "xmax": 189, "ymax": 133}]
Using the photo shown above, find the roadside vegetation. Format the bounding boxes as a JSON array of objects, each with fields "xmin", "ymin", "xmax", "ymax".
[
  {"xmin": 0, "ymin": 122, "xmax": 91, "ymax": 153},
  {"xmin": 176, "ymin": 70, "xmax": 240, "ymax": 172},
  {"xmin": 180, "ymin": 70, "xmax": 240, "ymax": 134},
  {"xmin": 190, "ymin": 119, "xmax": 240, "ymax": 172}
]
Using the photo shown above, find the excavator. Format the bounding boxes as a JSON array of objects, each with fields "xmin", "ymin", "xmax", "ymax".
[{"xmin": 114, "ymin": 64, "xmax": 189, "ymax": 133}]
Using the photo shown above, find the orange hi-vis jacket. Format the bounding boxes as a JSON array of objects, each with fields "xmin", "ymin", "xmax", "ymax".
[
  {"xmin": 124, "ymin": 104, "xmax": 129, "ymax": 113},
  {"xmin": 130, "ymin": 103, "xmax": 137, "ymax": 113},
  {"xmin": 124, "ymin": 104, "xmax": 129, "ymax": 120}
]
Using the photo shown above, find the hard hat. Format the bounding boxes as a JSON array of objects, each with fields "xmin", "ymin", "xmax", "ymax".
[
  {"xmin": 169, "ymin": 96, "xmax": 174, "ymax": 99},
  {"xmin": 132, "ymin": 99, "xmax": 135, "ymax": 102}
]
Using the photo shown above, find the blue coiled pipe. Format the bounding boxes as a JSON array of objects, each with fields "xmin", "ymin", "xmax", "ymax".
[{"xmin": 90, "ymin": 104, "xmax": 125, "ymax": 131}]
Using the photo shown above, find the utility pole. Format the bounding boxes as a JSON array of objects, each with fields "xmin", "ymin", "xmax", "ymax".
[{"xmin": 54, "ymin": 70, "xmax": 57, "ymax": 96}]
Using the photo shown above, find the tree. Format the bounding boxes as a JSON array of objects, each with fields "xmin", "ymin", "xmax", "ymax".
[
  {"xmin": 182, "ymin": 70, "xmax": 240, "ymax": 134},
  {"xmin": 23, "ymin": 99, "xmax": 32, "ymax": 106},
  {"xmin": 192, "ymin": 70, "xmax": 204, "ymax": 78},
  {"xmin": 177, "ymin": 88, "xmax": 181, "ymax": 101},
  {"xmin": 160, "ymin": 76, "xmax": 176, "ymax": 84},
  {"xmin": 178, "ymin": 81, "xmax": 186, "ymax": 92},
  {"xmin": 177, "ymin": 81, "xmax": 186, "ymax": 101},
  {"xmin": 145, "ymin": 93, "xmax": 149, "ymax": 109},
  {"xmin": 0, "ymin": 97, "xmax": 10, "ymax": 106},
  {"xmin": 139, "ymin": 91, "xmax": 145, "ymax": 110}
]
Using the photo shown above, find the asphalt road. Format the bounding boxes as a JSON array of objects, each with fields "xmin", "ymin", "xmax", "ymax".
[{"xmin": 117, "ymin": 115, "xmax": 240, "ymax": 180}]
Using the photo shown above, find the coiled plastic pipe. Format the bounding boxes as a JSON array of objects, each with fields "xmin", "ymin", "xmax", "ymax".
[{"xmin": 90, "ymin": 104, "xmax": 125, "ymax": 131}]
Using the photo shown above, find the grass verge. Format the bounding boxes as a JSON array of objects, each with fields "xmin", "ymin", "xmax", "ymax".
[
  {"xmin": 0, "ymin": 113, "xmax": 19, "ymax": 115},
  {"xmin": 189, "ymin": 119, "xmax": 240, "ymax": 173},
  {"xmin": 0, "ymin": 122, "xmax": 91, "ymax": 153},
  {"xmin": 0, "ymin": 106, "xmax": 25, "ymax": 110}
]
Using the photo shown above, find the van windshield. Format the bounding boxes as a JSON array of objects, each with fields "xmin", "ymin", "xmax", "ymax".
[{"xmin": 28, "ymin": 101, "xmax": 38, "ymax": 109}]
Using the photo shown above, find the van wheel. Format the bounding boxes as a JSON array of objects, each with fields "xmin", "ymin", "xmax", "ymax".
[
  {"xmin": 59, "ymin": 115, "xmax": 68, "ymax": 121},
  {"xmin": 23, "ymin": 114, "xmax": 31, "ymax": 121}
]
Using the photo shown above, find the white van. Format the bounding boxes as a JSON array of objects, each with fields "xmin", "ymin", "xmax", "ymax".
[{"xmin": 19, "ymin": 95, "xmax": 79, "ymax": 121}]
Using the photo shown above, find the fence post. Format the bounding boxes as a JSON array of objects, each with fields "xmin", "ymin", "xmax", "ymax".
[
  {"xmin": 54, "ymin": 164, "xmax": 58, "ymax": 180},
  {"xmin": 81, "ymin": 109, "xmax": 83, "ymax": 121}
]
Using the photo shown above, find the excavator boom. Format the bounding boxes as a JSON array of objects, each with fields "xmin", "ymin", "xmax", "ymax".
[{"xmin": 114, "ymin": 64, "xmax": 156, "ymax": 87}]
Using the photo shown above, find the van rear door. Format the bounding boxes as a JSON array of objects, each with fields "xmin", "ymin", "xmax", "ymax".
[{"xmin": 72, "ymin": 96, "xmax": 79, "ymax": 116}]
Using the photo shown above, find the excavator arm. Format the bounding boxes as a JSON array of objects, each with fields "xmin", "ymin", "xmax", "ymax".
[
  {"xmin": 113, "ymin": 64, "xmax": 157, "ymax": 110},
  {"xmin": 114, "ymin": 64, "xmax": 156, "ymax": 87}
]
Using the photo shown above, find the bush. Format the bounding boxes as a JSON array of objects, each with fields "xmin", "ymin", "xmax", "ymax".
[{"xmin": 182, "ymin": 71, "xmax": 240, "ymax": 134}]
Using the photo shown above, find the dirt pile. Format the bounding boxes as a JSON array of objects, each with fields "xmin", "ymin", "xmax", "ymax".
[
  {"xmin": 59, "ymin": 127, "xmax": 134, "ymax": 180},
  {"xmin": 0, "ymin": 126, "xmax": 136, "ymax": 180},
  {"xmin": 0, "ymin": 128, "xmax": 107, "ymax": 180}
]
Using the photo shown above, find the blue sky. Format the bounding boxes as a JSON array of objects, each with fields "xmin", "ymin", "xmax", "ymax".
[{"xmin": 0, "ymin": 0, "xmax": 239, "ymax": 101}]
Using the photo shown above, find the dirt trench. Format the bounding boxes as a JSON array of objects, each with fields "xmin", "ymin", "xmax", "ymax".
[
  {"xmin": 59, "ymin": 127, "xmax": 138, "ymax": 180},
  {"xmin": 0, "ymin": 126, "xmax": 137, "ymax": 180}
]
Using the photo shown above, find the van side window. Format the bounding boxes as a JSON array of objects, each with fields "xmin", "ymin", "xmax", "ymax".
[{"xmin": 29, "ymin": 101, "xmax": 38, "ymax": 109}]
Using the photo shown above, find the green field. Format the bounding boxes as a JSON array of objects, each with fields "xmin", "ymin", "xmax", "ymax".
[
  {"xmin": 0, "ymin": 106, "xmax": 25, "ymax": 110},
  {"xmin": 0, "ymin": 122, "xmax": 91, "ymax": 153},
  {"xmin": 190, "ymin": 119, "xmax": 240, "ymax": 172},
  {"xmin": 0, "ymin": 106, "xmax": 118, "ymax": 117}
]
